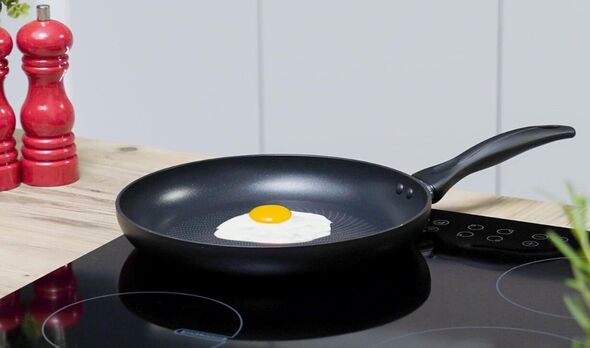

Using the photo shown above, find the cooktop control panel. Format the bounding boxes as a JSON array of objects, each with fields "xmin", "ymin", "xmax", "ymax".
[{"xmin": 424, "ymin": 209, "xmax": 578, "ymax": 261}]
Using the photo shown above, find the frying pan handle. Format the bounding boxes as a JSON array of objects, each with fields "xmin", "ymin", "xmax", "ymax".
[{"xmin": 412, "ymin": 125, "xmax": 576, "ymax": 203}]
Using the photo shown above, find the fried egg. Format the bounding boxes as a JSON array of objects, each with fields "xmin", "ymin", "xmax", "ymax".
[{"xmin": 214, "ymin": 205, "xmax": 332, "ymax": 244}]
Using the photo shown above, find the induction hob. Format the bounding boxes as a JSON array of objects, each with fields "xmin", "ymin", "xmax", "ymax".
[{"xmin": 0, "ymin": 209, "xmax": 583, "ymax": 347}]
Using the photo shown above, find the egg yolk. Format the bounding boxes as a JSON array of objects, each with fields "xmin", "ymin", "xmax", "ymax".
[{"xmin": 249, "ymin": 205, "xmax": 292, "ymax": 224}]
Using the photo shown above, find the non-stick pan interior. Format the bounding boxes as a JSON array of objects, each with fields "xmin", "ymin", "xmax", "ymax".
[{"xmin": 117, "ymin": 156, "xmax": 429, "ymax": 247}]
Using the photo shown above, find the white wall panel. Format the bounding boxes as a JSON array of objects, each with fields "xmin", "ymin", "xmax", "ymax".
[
  {"xmin": 68, "ymin": 0, "xmax": 260, "ymax": 156},
  {"xmin": 262, "ymin": 0, "xmax": 498, "ymax": 193},
  {"xmin": 501, "ymin": 0, "xmax": 590, "ymax": 201}
]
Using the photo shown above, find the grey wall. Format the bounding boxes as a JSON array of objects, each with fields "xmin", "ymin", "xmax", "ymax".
[{"xmin": 2, "ymin": 0, "xmax": 587, "ymax": 202}]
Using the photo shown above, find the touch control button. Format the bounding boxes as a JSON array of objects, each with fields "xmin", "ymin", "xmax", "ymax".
[
  {"xmin": 522, "ymin": 240, "xmax": 540, "ymax": 248},
  {"xmin": 486, "ymin": 235, "xmax": 503, "ymax": 242},
  {"xmin": 531, "ymin": 234, "xmax": 548, "ymax": 240},
  {"xmin": 497, "ymin": 228, "xmax": 514, "ymax": 235},
  {"xmin": 456, "ymin": 231, "xmax": 474, "ymax": 238},
  {"xmin": 433, "ymin": 220, "xmax": 450, "ymax": 226},
  {"xmin": 560, "ymin": 236, "xmax": 569, "ymax": 242},
  {"xmin": 468, "ymin": 224, "xmax": 484, "ymax": 231}
]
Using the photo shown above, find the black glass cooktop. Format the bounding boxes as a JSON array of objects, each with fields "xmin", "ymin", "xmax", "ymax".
[{"xmin": 0, "ymin": 210, "xmax": 583, "ymax": 347}]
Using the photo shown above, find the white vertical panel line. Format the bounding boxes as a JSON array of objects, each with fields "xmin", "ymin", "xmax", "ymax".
[
  {"xmin": 495, "ymin": 0, "xmax": 504, "ymax": 195},
  {"xmin": 64, "ymin": 0, "xmax": 72, "ymax": 102},
  {"xmin": 256, "ymin": 0, "xmax": 266, "ymax": 153}
]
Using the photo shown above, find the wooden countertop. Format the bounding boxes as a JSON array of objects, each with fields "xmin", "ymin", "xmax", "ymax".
[{"xmin": 0, "ymin": 135, "xmax": 577, "ymax": 298}]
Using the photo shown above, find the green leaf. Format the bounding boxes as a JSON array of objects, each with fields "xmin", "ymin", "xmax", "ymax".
[
  {"xmin": 565, "ymin": 295, "xmax": 590, "ymax": 331},
  {"xmin": 7, "ymin": 4, "xmax": 18, "ymax": 18},
  {"xmin": 548, "ymin": 184, "xmax": 590, "ymax": 347},
  {"xmin": 566, "ymin": 278, "xmax": 580, "ymax": 288},
  {"xmin": 566, "ymin": 279, "xmax": 587, "ymax": 293},
  {"xmin": 19, "ymin": 2, "xmax": 29, "ymax": 16},
  {"xmin": 548, "ymin": 232, "xmax": 585, "ymax": 268},
  {"xmin": 7, "ymin": 2, "xmax": 29, "ymax": 19}
]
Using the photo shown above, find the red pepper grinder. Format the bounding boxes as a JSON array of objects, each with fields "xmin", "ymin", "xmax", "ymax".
[
  {"xmin": 0, "ymin": 27, "xmax": 19, "ymax": 191},
  {"xmin": 17, "ymin": 4, "xmax": 78, "ymax": 186}
]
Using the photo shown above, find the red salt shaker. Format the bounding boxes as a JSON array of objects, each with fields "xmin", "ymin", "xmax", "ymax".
[
  {"xmin": 17, "ymin": 4, "xmax": 78, "ymax": 186},
  {"xmin": 0, "ymin": 27, "xmax": 19, "ymax": 191}
]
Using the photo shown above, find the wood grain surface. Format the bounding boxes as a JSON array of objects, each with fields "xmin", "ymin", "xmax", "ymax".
[{"xmin": 0, "ymin": 133, "xmax": 580, "ymax": 297}]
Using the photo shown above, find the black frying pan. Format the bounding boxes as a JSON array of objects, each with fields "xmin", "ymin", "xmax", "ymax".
[{"xmin": 116, "ymin": 125, "xmax": 575, "ymax": 276}]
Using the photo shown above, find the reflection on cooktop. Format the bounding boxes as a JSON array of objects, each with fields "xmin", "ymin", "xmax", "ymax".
[{"xmin": 118, "ymin": 247, "xmax": 431, "ymax": 340}]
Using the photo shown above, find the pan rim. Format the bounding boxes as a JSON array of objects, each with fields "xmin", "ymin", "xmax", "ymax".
[{"xmin": 115, "ymin": 154, "xmax": 432, "ymax": 249}]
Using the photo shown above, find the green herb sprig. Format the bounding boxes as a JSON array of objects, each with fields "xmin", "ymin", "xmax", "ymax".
[
  {"xmin": 0, "ymin": 0, "xmax": 29, "ymax": 19},
  {"xmin": 549, "ymin": 184, "xmax": 590, "ymax": 348}
]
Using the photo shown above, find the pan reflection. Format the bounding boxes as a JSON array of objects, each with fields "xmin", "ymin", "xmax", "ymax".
[
  {"xmin": 34, "ymin": 265, "xmax": 82, "ymax": 347},
  {"xmin": 0, "ymin": 291, "xmax": 25, "ymax": 346},
  {"xmin": 118, "ymin": 247, "xmax": 431, "ymax": 341},
  {"xmin": 0, "ymin": 264, "xmax": 82, "ymax": 348}
]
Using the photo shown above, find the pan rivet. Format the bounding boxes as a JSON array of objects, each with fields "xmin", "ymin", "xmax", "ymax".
[
  {"xmin": 406, "ymin": 188, "xmax": 414, "ymax": 198},
  {"xmin": 396, "ymin": 183, "xmax": 404, "ymax": 194}
]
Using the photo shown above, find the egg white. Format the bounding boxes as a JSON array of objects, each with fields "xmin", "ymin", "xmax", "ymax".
[{"xmin": 214, "ymin": 211, "xmax": 332, "ymax": 244}]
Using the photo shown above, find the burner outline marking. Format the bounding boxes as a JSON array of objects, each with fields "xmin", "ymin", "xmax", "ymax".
[
  {"xmin": 41, "ymin": 290, "xmax": 244, "ymax": 348},
  {"xmin": 370, "ymin": 325, "xmax": 578, "ymax": 347},
  {"xmin": 496, "ymin": 256, "xmax": 574, "ymax": 319}
]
